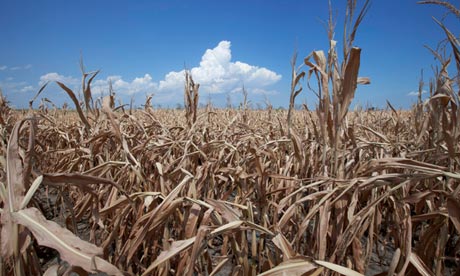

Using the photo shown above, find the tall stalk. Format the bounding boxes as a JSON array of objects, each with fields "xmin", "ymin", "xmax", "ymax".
[
  {"xmin": 287, "ymin": 51, "xmax": 305, "ymax": 138},
  {"xmin": 305, "ymin": 0, "xmax": 370, "ymax": 176},
  {"xmin": 184, "ymin": 71, "xmax": 199, "ymax": 128}
]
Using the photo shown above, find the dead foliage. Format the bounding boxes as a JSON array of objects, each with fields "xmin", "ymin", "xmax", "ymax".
[{"xmin": 0, "ymin": 1, "xmax": 460, "ymax": 275}]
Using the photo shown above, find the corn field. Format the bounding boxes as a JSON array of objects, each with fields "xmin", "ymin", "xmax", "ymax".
[{"xmin": 1, "ymin": 1, "xmax": 460, "ymax": 275}]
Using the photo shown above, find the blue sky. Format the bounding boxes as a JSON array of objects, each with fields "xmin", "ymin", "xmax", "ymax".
[{"xmin": 1, "ymin": 0, "xmax": 459, "ymax": 109}]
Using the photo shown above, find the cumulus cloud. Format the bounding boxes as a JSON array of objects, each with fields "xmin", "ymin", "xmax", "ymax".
[
  {"xmin": 92, "ymin": 74, "xmax": 157, "ymax": 96},
  {"xmin": 39, "ymin": 73, "xmax": 79, "ymax": 86},
  {"xmin": 36, "ymin": 41, "xmax": 281, "ymax": 104},
  {"xmin": 158, "ymin": 41, "xmax": 281, "ymax": 95}
]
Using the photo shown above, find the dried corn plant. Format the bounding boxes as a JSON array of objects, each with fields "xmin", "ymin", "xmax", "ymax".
[
  {"xmin": 418, "ymin": 0, "xmax": 460, "ymax": 18},
  {"xmin": 287, "ymin": 50, "xmax": 305, "ymax": 138},
  {"xmin": 305, "ymin": 0, "xmax": 371, "ymax": 177},
  {"xmin": 0, "ymin": 1, "xmax": 460, "ymax": 276},
  {"xmin": 1, "ymin": 102, "xmax": 460, "ymax": 275},
  {"xmin": 0, "ymin": 89, "xmax": 11, "ymax": 128},
  {"xmin": 241, "ymin": 85, "xmax": 249, "ymax": 124},
  {"xmin": 184, "ymin": 71, "xmax": 199, "ymax": 128},
  {"xmin": 79, "ymin": 57, "xmax": 100, "ymax": 116}
]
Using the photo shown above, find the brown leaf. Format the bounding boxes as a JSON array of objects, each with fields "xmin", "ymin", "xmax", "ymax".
[
  {"xmin": 258, "ymin": 257, "xmax": 316, "ymax": 276},
  {"xmin": 102, "ymin": 95, "xmax": 123, "ymax": 142},
  {"xmin": 318, "ymin": 203, "xmax": 330, "ymax": 260},
  {"xmin": 211, "ymin": 220, "xmax": 244, "ymax": 236},
  {"xmin": 272, "ymin": 233, "xmax": 296, "ymax": 261},
  {"xmin": 6, "ymin": 119, "xmax": 29, "ymax": 210},
  {"xmin": 314, "ymin": 260, "xmax": 364, "ymax": 276},
  {"xmin": 83, "ymin": 70, "xmax": 99, "ymax": 112},
  {"xmin": 357, "ymin": 77, "xmax": 370, "ymax": 84},
  {"xmin": 124, "ymin": 175, "xmax": 191, "ymax": 262},
  {"xmin": 13, "ymin": 208, "xmax": 122, "ymax": 275},
  {"xmin": 206, "ymin": 198, "xmax": 241, "ymax": 223},
  {"xmin": 409, "ymin": 252, "xmax": 434, "ymax": 276},
  {"xmin": 209, "ymin": 257, "xmax": 230, "ymax": 276},
  {"xmin": 56, "ymin": 81, "xmax": 91, "ymax": 131},
  {"xmin": 387, "ymin": 248, "xmax": 401, "ymax": 276},
  {"xmin": 42, "ymin": 173, "xmax": 129, "ymax": 200},
  {"xmin": 186, "ymin": 226, "xmax": 210, "ymax": 276},
  {"xmin": 185, "ymin": 203, "xmax": 201, "ymax": 238},
  {"xmin": 141, "ymin": 237, "xmax": 196, "ymax": 276},
  {"xmin": 2, "ymin": 119, "xmax": 31, "ymax": 258},
  {"xmin": 447, "ymin": 196, "xmax": 460, "ymax": 234},
  {"xmin": 340, "ymin": 47, "xmax": 362, "ymax": 122}
]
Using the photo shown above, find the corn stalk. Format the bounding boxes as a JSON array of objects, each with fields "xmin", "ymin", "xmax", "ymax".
[
  {"xmin": 287, "ymin": 51, "xmax": 305, "ymax": 138},
  {"xmin": 184, "ymin": 71, "xmax": 199, "ymax": 128},
  {"xmin": 305, "ymin": 0, "xmax": 370, "ymax": 176}
]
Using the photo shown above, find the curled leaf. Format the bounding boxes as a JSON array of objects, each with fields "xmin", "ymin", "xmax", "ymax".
[{"xmin": 13, "ymin": 208, "xmax": 122, "ymax": 275}]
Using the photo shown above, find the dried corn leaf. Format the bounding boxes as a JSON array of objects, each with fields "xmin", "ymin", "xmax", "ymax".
[
  {"xmin": 340, "ymin": 47, "xmax": 362, "ymax": 122},
  {"xmin": 56, "ymin": 81, "xmax": 91, "ymax": 131},
  {"xmin": 257, "ymin": 258, "xmax": 316, "ymax": 276},
  {"xmin": 409, "ymin": 252, "xmax": 434, "ymax": 276},
  {"xmin": 447, "ymin": 196, "xmax": 460, "ymax": 234},
  {"xmin": 272, "ymin": 233, "xmax": 296, "ymax": 260},
  {"xmin": 13, "ymin": 208, "xmax": 122, "ymax": 275},
  {"xmin": 141, "ymin": 237, "xmax": 196, "ymax": 276},
  {"xmin": 314, "ymin": 260, "xmax": 364, "ymax": 276}
]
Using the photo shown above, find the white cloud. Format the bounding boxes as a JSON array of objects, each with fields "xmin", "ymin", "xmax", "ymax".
[
  {"xmin": 20, "ymin": 85, "xmax": 34, "ymax": 93},
  {"xmin": 158, "ymin": 71, "xmax": 184, "ymax": 92},
  {"xmin": 157, "ymin": 41, "xmax": 281, "ymax": 96},
  {"xmin": 24, "ymin": 64, "xmax": 32, "ymax": 69},
  {"xmin": 92, "ymin": 74, "xmax": 157, "ymax": 96},
  {"xmin": 36, "ymin": 40, "xmax": 281, "ymax": 105},
  {"xmin": 407, "ymin": 90, "xmax": 427, "ymax": 96},
  {"xmin": 39, "ymin": 72, "xmax": 79, "ymax": 86},
  {"xmin": 0, "ymin": 65, "xmax": 6, "ymax": 71}
]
